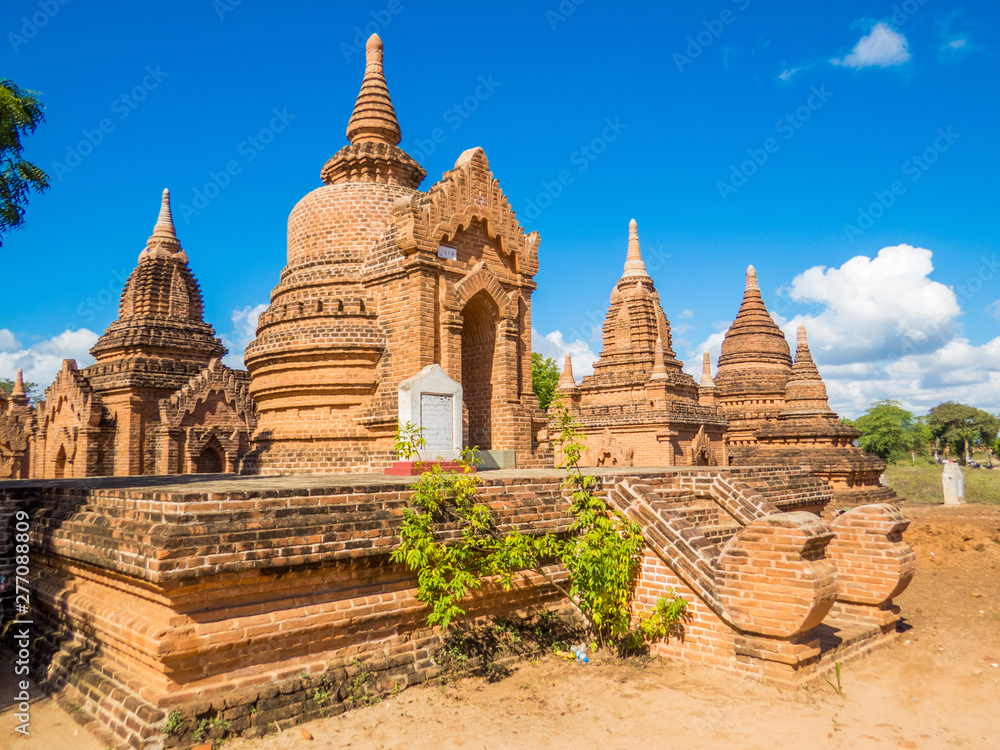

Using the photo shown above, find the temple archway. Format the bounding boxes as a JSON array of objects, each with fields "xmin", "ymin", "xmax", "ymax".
[
  {"xmin": 461, "ymin": 290, "xmax": 499, "ymax": 450},
  {"xmin": 196, "ymin": 440, "xmax": 224, "ymax": 474},
  {"xmin": 54, "ymin": 445, "xmax": 67, "ymax": 478}
]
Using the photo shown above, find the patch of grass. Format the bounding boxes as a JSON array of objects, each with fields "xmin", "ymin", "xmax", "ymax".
[{"xmin": 885, "ymin": 464, "xmax": 1000, "ymax": 504}]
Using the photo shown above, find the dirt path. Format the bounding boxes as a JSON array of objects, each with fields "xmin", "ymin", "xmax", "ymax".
[{"xmin": 4, "ymin": 503, "xmax": 999, "ymax": 749}]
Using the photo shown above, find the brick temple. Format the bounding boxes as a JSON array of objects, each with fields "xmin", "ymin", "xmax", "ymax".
[{"xmin": 0, "ymin": 34, "xmax": 913, "ymax": 750}]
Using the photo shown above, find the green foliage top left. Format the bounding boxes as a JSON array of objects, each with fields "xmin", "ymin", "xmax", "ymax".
[{"xmin": 0, "ymin": 79, "xmax": 49, "ymax": 243}]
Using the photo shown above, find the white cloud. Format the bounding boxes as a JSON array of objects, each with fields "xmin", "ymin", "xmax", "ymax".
[
  {"xmin": 222, "ymin": 303, "xmax": 268, "ymax": 370},
  {"xmin": 689, "ymin": 245, "xmax": 1000, "ymax": 418},
  {"xmin": 833, "ymin": 23, "xmax": 911, "ymax": 69},
  {"xmin": 0, "ymin": 329, "xmax": 20, "ymax": 352},
  {"xmin": 782, "ymin": 245, "xmax": 959, "ymax": 364},
  {"xmin": 947, "ymin": 38, "xmax": 967, "ymax": 50},
  {"xmin": 532, "ymin": 328, "xmax": 598, "ymax": 382},
  {"xmin": 779, "ymin": 67, "xmax": 801, "ymax": 81},
  {"xmin": 0, "ymin": 329, "xmax": 100, "ymax": 389},
  {"xmin": 988, "ymin": 300, "xmax": 1000, "ymax": 322}
]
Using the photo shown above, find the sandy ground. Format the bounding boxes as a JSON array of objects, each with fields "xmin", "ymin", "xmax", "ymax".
[{"xmin": 3, "ymin": 502, "xmax": 999, "ymax": 750}]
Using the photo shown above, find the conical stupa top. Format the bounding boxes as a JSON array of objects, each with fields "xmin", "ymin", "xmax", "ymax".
[
  {"xmin": 649, "ymin": 337, "xmax": 668, "ymax": 380},
  {"xmin": 622, "ymin": 219, "xmax": 649, "ymax": 278},
  {"xmin": 700, "ymin": 351, "xmax": 715, "ymax": 388},
  {"xmin": 11, "ymin": 369, "xmax": 26, "ymax": 397},
  {"xmin": 779, "ymin": 325, "xmax": 836, "ymax": 417},
  {"xmin": 716, "ymin": 264, "xmax": 792, "ymax": 377},
  {"xmin": 346, "ymin": 34, "xmax": 402, "ymax": 147},
  {"xmin": 791, "ymin": 326, "xmax": 822, "ymax": 381},
  {"xmin": 558, "ymin": 353, "xmax": 578, "ymax": 390},
  {"xmin": 9, "ymin": 368, "xmax": 29, "ymax": 408},
  {"xmin": 142, "ymin": 189, "xmax": 183, "ymax": 261}
]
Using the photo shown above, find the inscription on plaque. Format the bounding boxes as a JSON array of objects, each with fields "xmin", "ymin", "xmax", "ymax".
[{"xmin": 420, "ymin": 393, "xmax": 454, "ymax": 450}]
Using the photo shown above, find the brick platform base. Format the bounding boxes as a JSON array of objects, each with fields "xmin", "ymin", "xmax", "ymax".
[{"xmin": 1, "ymin": 466, "xmax": 912, "ymax": 748}]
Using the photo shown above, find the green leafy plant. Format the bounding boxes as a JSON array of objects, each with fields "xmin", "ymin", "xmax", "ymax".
[
  {"xmin": 343, "ymin": 658, "xmax": 380, "ymax": 708},
  {"xmin": 162, "ymin": 709, "xmax": 183, "ymax": 735},
  {"xmin": 391, "ymin": 404, "xmax": 688, "ymax": 654},
  {"xmin": 394, "ymin": 421, "xmax": 426, "ymax": 461},
  {"xmin": 312, "ymin": 687, "xmax": 331, "ymax": 705},
  {"xmin": 825, "ymin": 660, "xmax": 845, "ymax": 696},
  {"xmin": 550, "ymin": 398, "xmax": 688, "ymax": 650}
]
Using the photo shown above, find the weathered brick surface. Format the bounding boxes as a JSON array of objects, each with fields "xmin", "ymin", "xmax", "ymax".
[{"xmin": 827, "ymin": 503, "xmax": 916, "ymax": 606}]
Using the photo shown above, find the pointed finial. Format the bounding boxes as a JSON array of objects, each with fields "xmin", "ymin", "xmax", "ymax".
[
  {"xmin": 746, "ymin": 264, "xmax": 759, "ymax": 291},
  {"xmin": 10, "ymin": 368, "xmax": 29, "ymax": 407},
  {"xmin": 650, "ymin": 337, "xmax": 668, "ymax": 381},
  {"xmin": 794, "ymin": 325, "xmax": 816, "ymax": 367},
  {"xmin": 11, "ymin": 369, "xmax": 26, "ymax": 397},
  {"xmin": 701, "ymin": 351, "xmax": 715, "ymax": 387},
  {"xmin": 622, "ymin": 219, "xmax": 648, "ymax": 278},
  {"xmin": 346, "ymin": 33, "xmax": 402, "ymax": 146},
  {"xmin": 558, "ymin": 353, "xmax": 578, "ymax": 391},
  {"xmin": 142, "ymin": 189, "xmax": 183, "ymax": 261}
]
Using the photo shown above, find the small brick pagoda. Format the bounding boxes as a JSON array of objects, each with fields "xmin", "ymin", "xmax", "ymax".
[
  {"xmin": 2, "ymin": 190, "xmax": 256, "ymax": 479},
  {"xmin": 713, "ymin": 265, "xmax": 795, "ymax": 446},
  {"xmin": 558, "ymin": 219, "xmax": 727, "ymax": 466},
  {"xmin": 244, "ymin": 34, "xmax": 548, "ymax": 473},
  {"xmin": 715, "ymin": 266, "xmax": 896, "ymax": 505}
]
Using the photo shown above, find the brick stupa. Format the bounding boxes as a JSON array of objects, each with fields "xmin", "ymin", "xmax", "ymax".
[
  {"xmin": 559, "ymin": 220, "xmax": 727, "ymax": 466},
  {"xmin": 245, "ymin": 35, "xmax": 548, "ymax": 473},
  {"xmin": 25, "ymin": 190, "xmax": 254, "ymax": 478},
  {"xmin": 736, "ymin": 325, "xmax": 897, "ymax": 505},
  {"xmin": 714, "ymin": 265, "xmax": 793, "ymax": 445}
]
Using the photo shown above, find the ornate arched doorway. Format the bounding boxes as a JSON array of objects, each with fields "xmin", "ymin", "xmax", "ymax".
[
  {"xmin": 196, "ymin": 439, "xmax": 225, "ymax": 473},
  {"xmin": 461, "ymin": 290, "xmax": 499, "ymax": 450}
]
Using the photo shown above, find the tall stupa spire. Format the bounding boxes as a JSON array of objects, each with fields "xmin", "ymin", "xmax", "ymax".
[
  {"xmin": 622, "ymin": 219, "xmax": 649, "ymax": 278},
  {"xmin": 10, "ymin": 368, "xmax": 29, "ymax": 408},
  {"xmin": 141, "ymin": 189, "xmax": 184, "ymax": 262},
  {"xmin": 558, "ymin": 353, "xmax": 578, "ymax": 392},
  {"xmin": 346, "ymin": 34, "xmax": 402, "ymax": 146},
  {"xmin": 701, "ymin": 351, "xmax": 715, "ymax": 388}
]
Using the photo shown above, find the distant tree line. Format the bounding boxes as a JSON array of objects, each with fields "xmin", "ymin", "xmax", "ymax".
[{"xmin": 846, "ymin": 399, "xmax": 1000, "ymax": 465}]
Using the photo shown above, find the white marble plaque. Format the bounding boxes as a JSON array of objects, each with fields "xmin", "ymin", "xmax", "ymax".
[
  {"xmin": 398, "ymin": 364, "xmax": 463, "ymax": 459},
  {"xmin": 421, "ymin": 394, "xmax": 454, "ymax": 450}
]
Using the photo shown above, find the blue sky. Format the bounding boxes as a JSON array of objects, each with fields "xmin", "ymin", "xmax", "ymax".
[{"xmin": 1, "ymin": 0, "xmax": 998, "ymax": 417}]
